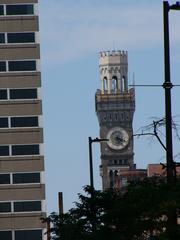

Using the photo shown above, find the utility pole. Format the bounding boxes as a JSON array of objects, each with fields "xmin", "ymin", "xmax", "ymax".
[
  {"xmin": 58, "ymin": 192, "xmax": 64, "ymax": 215},
  {"xmin": 163, "ymin": 1, "xmax": 180, "ymax": 182},
  {"xmin": 163, "ymin": 1, "xmax": 180, "ymax": 238},
  {"xmin": 163, "ymin": 1, "xmax": 174, "ymax": 182}
]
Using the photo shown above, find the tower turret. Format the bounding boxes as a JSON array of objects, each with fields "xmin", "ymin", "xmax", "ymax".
[{"xmin": 99, "ymin": 50, "xmax": 128, "ymax": 94}]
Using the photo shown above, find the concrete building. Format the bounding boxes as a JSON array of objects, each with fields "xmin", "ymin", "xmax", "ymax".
[
  {"xmin": 0, "ymin": 1, "xmax": 46, "ymax": 240},
  {"xmin": 95, "ymin": 50, "xmax": 136, "ymax": 189}
]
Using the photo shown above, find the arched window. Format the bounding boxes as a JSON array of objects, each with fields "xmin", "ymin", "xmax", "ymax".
[
  {"xmin": 122, "ymin": 76, "xmax": 125, "ymax": 91},
  {"xmin": 109, "ymin": 170, "xmax": 113, "ymax": 177},
  {"xmin": 114, "ymin": 170, "xmax": 118, "ymax": 177},
  {"xmin": 112, "ymin": 76, "xmax": 118, "ymax": 93},
  {"xmin": 114, "ymin": 170, "xmax": 119, "ymax": 189},
  {"xmin": 103, "ymin": 77, "xmax": 108, "ymax": 91},
  {"xmin": 122, "ymin": 76, "xmax": 128, "ymax": 91},
  {"xmin": 109, "ymin": 170, "xmax": 113, "ymax": 188}
]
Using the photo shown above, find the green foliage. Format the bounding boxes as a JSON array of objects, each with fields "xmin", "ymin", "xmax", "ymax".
[{"xmin": 44, "ymin": 178, "xmax": 180, "ymax": 240}]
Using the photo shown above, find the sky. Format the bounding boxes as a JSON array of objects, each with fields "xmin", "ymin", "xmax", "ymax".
[{"xmin": 39, "ymin": 0, "xmax": 180, "ymax": 213}]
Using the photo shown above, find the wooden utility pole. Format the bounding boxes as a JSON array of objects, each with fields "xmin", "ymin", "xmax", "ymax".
[{"xmin": 58, "ymin": 192, "xmax": 64, "ymax": 215}]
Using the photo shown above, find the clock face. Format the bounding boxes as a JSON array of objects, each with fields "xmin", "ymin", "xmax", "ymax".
[{"xmin": 107, "ymin": 127, "xmax": 129, "ymax": 150}]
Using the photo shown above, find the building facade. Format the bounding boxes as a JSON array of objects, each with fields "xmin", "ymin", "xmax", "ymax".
[
  {"xmin": 0, "ymin": 1, "xmax": 46, "ymax": 240},
  {"xmin": 147, "ymin": 163, "xmax": 180, "ymax": 177},
  {"xmin": 95, "ymin": 50, "xmax": 135, "ymax": 189}
]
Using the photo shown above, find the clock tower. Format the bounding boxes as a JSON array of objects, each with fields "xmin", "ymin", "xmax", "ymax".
[{"xmin": 95, "ymin": 50, "xmax": 135, "ymax": 189}]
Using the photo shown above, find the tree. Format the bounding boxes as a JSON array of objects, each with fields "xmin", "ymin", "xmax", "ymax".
[
  {"xmin": 134, "ymin": 117, "xmax": 180, "ymax": 152},
  {"xmin": 44, "ymin": 178, "xmax": 180, "ymax": 240},
  {"xmin": 134, "ymin": 117, "xmax": 180, "ymax": 239}
]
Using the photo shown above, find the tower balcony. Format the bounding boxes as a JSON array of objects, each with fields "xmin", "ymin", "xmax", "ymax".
[{"xmin": 95, "ymin": 88, "xmax": 135, "ymax": 112}]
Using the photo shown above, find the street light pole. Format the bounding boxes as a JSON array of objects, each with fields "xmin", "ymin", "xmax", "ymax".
[
  {"xmin": 88, "ymin": 137, "xmax": 108, "ymax": 233},
  {"xmin": 163, "ymin": 1, "xmax": 180, "ymax": 182},
  {"xmin": 163, "ymin": 1, "xmax": 180, "ymax": 238},
  {"xmin": 163, "ymin": 1, "xmax": 174, "ymax": 182},
  {"xmin": 88, "ymin": 137, "xmax": 108, "ymax": 189},
  {"xmin": 88, "ymin": 137, "xmax": 94, "ymax": 189}
]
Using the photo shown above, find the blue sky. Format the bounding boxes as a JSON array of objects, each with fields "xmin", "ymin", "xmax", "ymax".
[{"xmin": 39, "ymin": 0, "xmax": 180, "ymax": 212}]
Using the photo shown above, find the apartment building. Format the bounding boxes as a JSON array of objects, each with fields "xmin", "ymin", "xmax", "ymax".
[{"xmin": 0, "ymin": 1, "xmax": 46, "ymax": 240}]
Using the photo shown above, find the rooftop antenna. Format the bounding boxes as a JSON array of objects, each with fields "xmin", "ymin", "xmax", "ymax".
[
  {"xmin": 133, "ymin": 72, "xmax": 135, "ymax": 88},
  {"xmin": 113, "ymin": 41, "xmax": 115, "ymax": 51},
  {"xmin": 129, "ymin": 72, "xmax": 135, "ymax": 89}
]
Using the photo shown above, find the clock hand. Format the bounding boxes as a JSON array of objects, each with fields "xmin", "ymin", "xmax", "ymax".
[{"xmin": 116, "ymin": 136, "xmax": 125, "ymax": 143}]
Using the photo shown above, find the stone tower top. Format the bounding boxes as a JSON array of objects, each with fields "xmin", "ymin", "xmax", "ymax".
[
  {"xmin": 99, "ymin": 50, "xmax": 128, "ymax": 66},
  {"xmin": 99, "ymin": 50, "xmax": 128, "ymax": 94}
]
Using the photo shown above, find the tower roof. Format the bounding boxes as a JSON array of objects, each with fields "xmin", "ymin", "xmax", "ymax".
[{"xmin": 99, "ymin": 50, "xmax": 128, "ymax": 66}]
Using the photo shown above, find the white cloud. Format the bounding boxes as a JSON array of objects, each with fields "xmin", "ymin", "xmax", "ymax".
[{"xmin": 39, "ymin": 1, "xmax": 179, "ymax": 64}]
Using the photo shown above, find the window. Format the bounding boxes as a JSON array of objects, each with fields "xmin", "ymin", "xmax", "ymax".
[
  {"xmin": 8, "ymin": 60, "xmax": 36, "ymax": 71},
  {"xmin": 0, "ymin": 61, "xmax": 6, "ymax": 71},
  {"xmin": 109, "ymin": 113, "xmax": 112, "ymax": 121},
  {"xmin": 119, "ymin": 160, "xmax": 122, "ymax": 165},
  {"xmin": 10, "ymin": 89, "xmax": 37, "ymax": 99},
  {"xmin": 112, "ymin": 76, "xmax": 118, "ymax": 92},
  {"xmin": 11, "ymin": 116, "xmax": 38, "ymax": 127},
  {"xmin": 12, "ymin": 145, "xmax": 39, "ymax": 156},
  {"xmin": 6, "ymin": 5, "xmax": 34, "ymax": 15},
  {"xmin": 122, "ymin": 159, "xmax": 128, "ymax": 165},
  {"xmin": 7, "ymin": 33, "xmax": 35, "ymax": 43},
  {"xmin": 114, "ymin": 112, "xmax": 118, "ymax": 121},
  {"xmin": 0, "ymin": 89, "xmax": 7, "ymax": 99},
  {"xmin": 0, "ymin": 146, "xmax": 9, "ymax": 156},
  {"xmin": 0, "ymin": 231, "xmax": 12, "ymax": 240},
  {"xmin": 0, "ymin": 174, "xmax": 10, "ymax": 184},
  {"xmin": 0, "ymin": 5, "xmax": 4, "ymax": 15},
  {"xmin": 108, "ymin": 160, "xmax": 113, "ymax": 165},
  {"xmin": 13, "ymin": 173, "xmax": 40, "ymax": 184},
  {"xmin": 0, "ymin": 33, "xmax": 5, "ymax": 43},
  {"xmin": 14, "ymin": 201, "xmax": 41, "ymax": 212},
  {"xmin": 15, "ymin": 230, "xmax": 42, "ymax": 240},
  {"xmin": 0, "ymin": 118, "xmax": 8, "ymax": 128},
  {"xmin": 102, "ymin": 113, "xmax": 107, "ymax": 121},
  {"xmin": 0, "ymin": 202, "xmax": 11, "ymax": 213},
  {"xmin": 103, "ymin": 77, "xmax": 108, "ymax": 91},
  {"xmin": 124, "ymin": 159, "xmax": 128, "ymax": 165}
]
